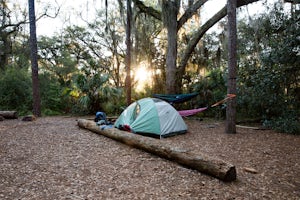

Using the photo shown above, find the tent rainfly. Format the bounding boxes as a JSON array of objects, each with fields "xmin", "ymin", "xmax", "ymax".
[{"xmin": 114, "ymin": 98, "xmax": 187, "ymax": 138}]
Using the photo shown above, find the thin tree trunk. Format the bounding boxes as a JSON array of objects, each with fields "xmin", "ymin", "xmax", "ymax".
[
  {"xmin": 28, "ymin": 0, "xmax": 41, "ymax": 117},
  {"xmin": 125, "ymin": 0, "xmax": 132, "ymax": 105},
  {"xmin": 226, "ymin": 0, "xmax": 237, "ymax": 134}
]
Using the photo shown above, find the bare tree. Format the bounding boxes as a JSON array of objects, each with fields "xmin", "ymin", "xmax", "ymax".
[{"xmin": 28, "ymin": 0, "xmax": 41, "ymax": 117}]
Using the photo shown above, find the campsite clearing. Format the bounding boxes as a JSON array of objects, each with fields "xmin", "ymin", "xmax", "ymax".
[{"xmin": 0, "ymin": 116, "xmax": 299, "ymax": 199}]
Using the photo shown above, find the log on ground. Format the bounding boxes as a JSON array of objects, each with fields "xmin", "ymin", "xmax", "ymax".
[
  {"xmin": 0, "ymin": 111, "xmax": 18, "ymax": 119},
  {"xmin": 77, "ymin": 119, "xmax": 237, "ymax": 182}
]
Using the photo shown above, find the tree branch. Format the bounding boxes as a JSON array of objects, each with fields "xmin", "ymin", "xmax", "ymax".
[
  {"xmin": 1, "ymin": 0, "xmax": 60, "ymax": 33},
  {"xmin": 132, "ymin": 0, "xmax": 161, "ymax": 20},
  {"xmin": 178, "ymin": 0, "xmax": 260, "ymax": 72},
  {"xmin": 177, "ymin": 0, "xmax": 208, "ymax": 30},
  {"xmin": 0, "ymin": 21, "xmax": 26, "ymax": 33},
  {"xmin": 36, "ymin": 0, "xmax": 61, "ymax": 21}
]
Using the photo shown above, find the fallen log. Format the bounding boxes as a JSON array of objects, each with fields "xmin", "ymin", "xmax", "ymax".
[
  {"xmin": 0, "ymin": 111, "xmax": 18, "ymax": 119},
  {"xmin": 77, "ymin": 119, "xmax": 237, "ymax": 182},
  {"xmin": 22, "ymin": 115, "xmax": 36, "ymax": 121}
]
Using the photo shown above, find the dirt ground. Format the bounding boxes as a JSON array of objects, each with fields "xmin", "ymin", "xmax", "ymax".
[{"xmin": 0, "ymin": 116, "xmax": 299, "ymax": 200}]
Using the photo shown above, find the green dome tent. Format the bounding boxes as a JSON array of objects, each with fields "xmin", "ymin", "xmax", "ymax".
[{"xmin": 114, "ymin": 98, "xmax": 187, "ymax": 138}]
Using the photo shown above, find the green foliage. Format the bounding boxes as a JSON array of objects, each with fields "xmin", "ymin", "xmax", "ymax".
[
  {"xmin": 0, "ymin": 67, "xmax": 32, "ymax": 115},
  {"xmin": 237, "ymin": 2, "xmax": 300, "ymax": 133},
  {"xmin": 73, "ymin": 72, "xmax": 122, "ymax": 114},
  {"xmin": 37, "ymin": 24, "xmax": 126, "ymax": 115},
  {"xmin": 39, "ymin": 73, "xmax": 71, "ymax": 115},
  {"xmin": 38, "ymin": 36, "xmax": 77, "ymax": 86},
  {"xmin": 11, "ymin": 36, "xmax": 31, "ymax": 70},
  {"xmin": 263, "ymin": 111, "xmax": 300, "ymax": 135},
  {"xmin": 238, "ymin": 63, "xmax": 287, "ymax": 118},
  {"xmin": 192, "ymin": 69, "xmax": 227, "ymax": 118}
]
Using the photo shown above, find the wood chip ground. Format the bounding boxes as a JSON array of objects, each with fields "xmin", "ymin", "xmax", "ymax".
[{"xmin": 0, "ymin": 117, "xmax": 299, "ymax": 199}]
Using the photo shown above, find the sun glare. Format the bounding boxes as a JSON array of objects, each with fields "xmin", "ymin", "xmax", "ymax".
[
  {"xmin": 134, "ymin": 65, "xmax": 152, "ymax": 91},
  {"xmin": 136, "ymin": 67, "xmax": 149, "ymax": 81}
]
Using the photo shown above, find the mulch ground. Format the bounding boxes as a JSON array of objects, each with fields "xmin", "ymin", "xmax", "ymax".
[{"xmin": 0, "ymin": 116, "xmax": 299, "ymax": 199}]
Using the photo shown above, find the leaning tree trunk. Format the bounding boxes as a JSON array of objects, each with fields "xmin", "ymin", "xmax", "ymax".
[
  {"xmin": 226, "ymin": 0, "xmax": 237, "ymax": 134},
  {"xmin": 28, "ymin": 0, "xmax": 41, "ymax": 117},
  {"xmin": 78, "ymin": 119, "xmax": 237, "ymax": 182},
  {"xmin": 177, "ymin": 0, "xmax": 260, "ymax": 93}
]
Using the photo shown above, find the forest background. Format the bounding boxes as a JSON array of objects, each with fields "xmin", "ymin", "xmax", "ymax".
[{"xmin": 0, "ymin": 0, "xmax": 299, "ymax": 134}]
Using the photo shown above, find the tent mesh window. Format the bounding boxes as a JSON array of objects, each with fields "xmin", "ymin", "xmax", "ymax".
[{"xmin": 133, "ymin": 103, "xmax": 141, "ymax": 120}]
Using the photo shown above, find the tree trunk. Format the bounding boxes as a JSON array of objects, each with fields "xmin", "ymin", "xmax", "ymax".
[
  {"xmin": 125, "ymin": 0, "xmax": 132, "ymax": 105},
  {"xmin": 162, "ymin": 1, "xmax": 179, "ymax": 94},
  {"xmin": 0, "ymin": 111, "xmax": 18, "ymax": 119},
  {"xmin": 28, "ymin": 0, "xmax": 41, "ymax": 117},
  {"xmin": 226, "ymin": 0, "xmax": 237, "ymax": 134},
  {"xmin": 77, "ymin": 119, "xmax": 237, "ymax": 182}
]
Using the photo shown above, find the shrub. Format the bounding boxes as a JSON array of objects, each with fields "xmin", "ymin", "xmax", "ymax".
[
  {"xmin": 0, "ymin": 68, "xmax": 32, "ymax": 115},
  {"xmin": 192, "ymin": 69, "xmax": 227, "ymax": 118},
  {"xmin": 39, "ymin": 73, "xmax": 68, "ymax": 115},
  {"xmin": 263, "ymin": 111, "xmax": 300, "ymax": 135}
]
